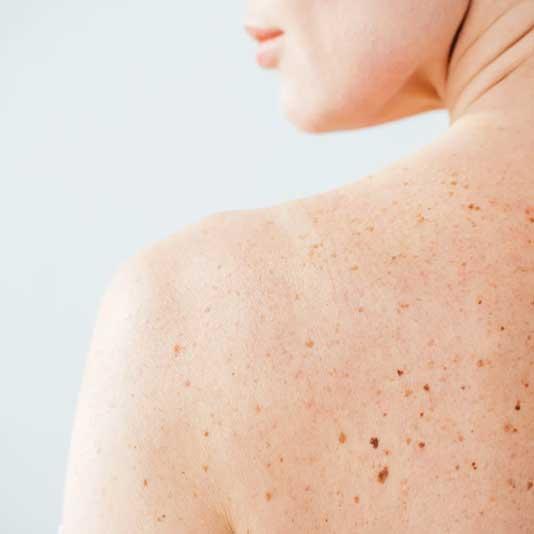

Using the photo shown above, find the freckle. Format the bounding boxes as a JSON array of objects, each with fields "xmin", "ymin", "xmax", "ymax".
[
  {"xmin": 508, "ymin": 478, "xmax": 517, "ymax": 489},
  {"xmin": 144, "ymin": 479, "xmax": 149, "ymax": 488},
  {"xmin": 458, "ymin": 433, "xmax": 464, "ymax": 442},
  {"xmin": 399, "ymin": 303, "xmax": 410, "ymax": 309},
  {"xmin": 477, "ymin": 359, "xmax": 485, "ymax": 367},
  {"xmin": 467, "ymin": 203, "xmax": 480, "ymax": 211},
  {"xmin": 367, "ymin": 225, "xmax": 375, "ymax": 232},
  {"xmin": 418, "ymin": 441, "xmax": 426, "ymax": 449},
  {"xmin": 350, "ymin": 265, "xmax": 359, "ymax": 271},
  {"xmin": 204, "ymin": 306, "xmax": 211, "ymax": 313},
  {"xmin": 339, "ymin": 432, "xmax": 347, "ymax": 444},
  {"xmin": 404, "ymin": 388, "xmax": 413, "ymax": 397},
  {"xmin": 305, "ymin": 339, "xmax": 314, "ymax": 348},
  {"xmin": 266, "ymin": 463, "xmax": 271, "ymax": 468},
  {"xmin": 472, "ymin": 461, "xmax": 477, "ymax": 470},
  {"xmin": 203, "ymin": 431, "xmax": 209, "ymax": 437},
  {"xmin": 202, "ymin": 464, "xmax": 208, "ymax": 472},
  {"xmin": 527, "ymin": 481, "xmax": 533, "ymax": 490},
  {"xmin": 450, "ymin": 180, "xmax": 457, "ymax": 186},
  {"xmin": 423, "ymin": 384, "xmax": 430, "ymax": 391},
  {"xmin": 173, "ymin": 343, "xmax": 183, "ymax": 355},
  {"xmin": 416, "ymin": 213, "xmax": 425, "ymax": 223},
  {"xmin": 397, "ymin": 369, "xmax": 405, "ymax": 376},
  {"xmin": 357, "ymin": 306, "xmax": 365, "ymax": 313},
  {"xmin": 184, "ymin": 379, "xmax": 191, "ymax": 387},
  {"xmin": 504, "ymin": 422, "xmax": 518, "ymax": 433},
  {"xmin": 406, "ymin": 437, "xmax": 412, "ymax": 445},
  {"xmin": 255, "ymin": 404, "xmax": 262, "ymax": 413},
  {"xmin": 384, "ymin": 449, "xmax": 390, "ymax": 456},
  {"xmin": 279, "ymin": 456, "xmax": 284, "ymax": 463},
  {"xmin": 515, "ymin": 401, "xmax": 521, "ymax": 411},
  {"xmin": 383, "ymin": 412, "xmax": 388, "ymax": 417},
  {"xmin": 304, "ymin": 485, "xmax": 311, "ymax": 491},
  {"xmin": 455, "ymin": 464, "xmax": 460, "ymax": 470},
  {"xmin": 265, "ymin": 492, "xmax": 272, "ymax": 501},
  {"xmin": 377, "ymin": 466, "xmax": 389, "ymax": 484},
  {"xmin": 354, "ymin": 496, "xmax": 360, "ymax": 504}
]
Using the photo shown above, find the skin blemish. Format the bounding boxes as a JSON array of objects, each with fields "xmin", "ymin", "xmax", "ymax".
[
  {"xmin": 423, "ymin": 384, "xmax": 430, "ymax": 391},
  {"xmin": 350, "ymin": 265, "xmax": 359, "ymax": 271},
  {"xmin": 500, "ymin": 326, "xmax": 505, "ymax": 331},
  {"xmin": 370, "ymin": 437, "xmax": 379, "ymax": 449},
  {"xmin": 467, "ymin": 203, "xmax": 481, "ymax": 211},
  {"xmin": 143, "ymin": 479, "xmax": 149, "ymax": 488},
  {"xmin": 184, "ymin": 379, "xmax": 191, "ymax": 387},
  {"xmin": 404, "ymin": 389, "xmax": 413, "ymax": 397},
  {"xmin": 279, "ymin": 456, "xmax": 284, "ymax": 463},
  {"xmin": 455, "ymin": 464, "xmax": 460, "ymax": 470},
  {"xmin": 472, "ymin": 461, "xmax": 478, "ymax": 470},
  {"xmin": 265, "ymin": 492, "xmax": 272, "ymax": 502},
  {"xmin": 507, "ymin": 478, "xmax": 517, "ymax": 489},
  {"xmin": 339, "ymin": 432, "xmax": 347, "ymax": 444},
  {"xmin": 305, "ymin": 339, "xmax": 315, "ymax": 348},
  {"xmin": 515, "ymin": 401, "xmax": 521, "ymax": 411},
  {"xmin": 406, "ymin": 437, "xmax": 412, "ymax": 445},
  {"xmin": 504, "ymin": 422, "xmax": 519, "ymax": 433},
  {"xmin": 377, "ymin": 466, "xmax": 389, "ymax": 484},
  {"xmin": 354, "ymin": 496, "xmax": 360, "ymax": 504},
  {"xmin": 202, "ymin": 465, "xmax": 209, "ymax": 472},
  {"xmin": 399, "ymin": 303, "xmax": 410, "ymax": 310},
  {"xmin": 458, "ymin": 434, "xmax": 464, "ymax": 442},
  {"xmin": 418, "ymin": 441, "xmax": 426, "ymax": 449},
  {"xmin": 203, "ymin": 431, "xmax": 209, "ymax": 437},
  {"xmin": 173, "ymin": 344, "xmax": 183, "ymax": 355},
  {"xmin": 477, "ymin": 359, "xmax": 485, "ymax": 368},
  {"xmin": 416, "ymin": 213, "xmax": 425, "ymax": 223},
  {"xmin": 527, "ymin": 481, "xmax": 533, "ymax": 491},
  {"xmin": 397, "ymin": 369, "xmax": 405, "ymax": 376},
  {"xmin": 156, "ymin": 514, "xmax": 166, "ymax": 522},
  {"xmin": 419, "ymin": 412, "xmax": 424, "ymax": 417},
  {"xmin": 255, "ymin": 404, "xmax": 262, "ymax": 413}
]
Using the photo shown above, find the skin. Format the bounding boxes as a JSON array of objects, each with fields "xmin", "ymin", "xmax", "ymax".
[{"xmin": 61, "ymin": 1, "xmax": 534, "ymax": 532}]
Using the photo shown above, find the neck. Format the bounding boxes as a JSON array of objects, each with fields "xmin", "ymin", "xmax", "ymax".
[{"xmin": 444, "ymin": 0, "xmax": 534, "ymax": 131}]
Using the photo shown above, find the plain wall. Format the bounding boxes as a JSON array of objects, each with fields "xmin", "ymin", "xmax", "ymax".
[{"xmin": 0, "ymin": 1, "xmax": 450, "ymax": 532}]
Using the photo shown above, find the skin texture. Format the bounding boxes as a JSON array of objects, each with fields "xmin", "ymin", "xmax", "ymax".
[{"xmin": 61, "ymin": 1, "xmax": 534, "ymax": 532}]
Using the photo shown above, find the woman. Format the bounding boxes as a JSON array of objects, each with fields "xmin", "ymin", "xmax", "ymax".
[{"xmin": 60, "ymin": 0, "xmax": 534, "ymax": 532}]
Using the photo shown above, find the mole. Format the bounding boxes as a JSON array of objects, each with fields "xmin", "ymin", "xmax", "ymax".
[
  {"xmin": 305, "ymin": 339, "xmax": 315, "ymax": 348},
  {"xmin": 515, "ymin": 401, "xmax": 521, "ymax": 411},
  {"xmin": 418, "ymin": 441, "xmax": 426, "ymax": 448},
  {"xmin": 370, "ymin": 437, "xmax": 379, "ymax": 449},
  {"xmin": 354, "ymin": 496, "xmax": 360, "ymax": 504},
  {"xmin": 339, "ymin": 432, "xmax": 347, "ymax": 444},
  {"xmin": 423, "ymin": 384, "xmax": 430, "ymax": 391},
  {"xmin": 397, "ymin": 369, "xmax": 405, "ymax": 376},
  {"xmin": 377, "ymin": 466, "xmax": 389, "ymax": 484},
  {"xmin": 265, "ymin": 492, "xmax": 272, "ymax": 501},
  {"xmin": 143, "ymin": 479, "xmax": 149, "ymax": 488}
]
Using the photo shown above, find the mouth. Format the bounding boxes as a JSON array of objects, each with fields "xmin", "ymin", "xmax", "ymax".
[{"xmin": 244, "ymin": 25, "xmax": 284, "ymax": 69}]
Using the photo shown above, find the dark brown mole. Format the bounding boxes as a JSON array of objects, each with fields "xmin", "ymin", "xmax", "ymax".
[
  {"xmin": 423, "ymin": 384, "xmax": 430, "ymax": 391},
  {"xmin": 377, "ymin": 466, "xmax": 389, "ymax": 484},
  {"xmin": 370, "ymin": 437, "xmax": 379, "ymax": 449},
  {"xmin": 467, "ymin": 203, "xmax": 481, "ymax": 211},
  {"xmin": 500, "ymin": 326, "xmax": 505, "ymax": 331},
  {"xmin": 339, "ymin": 432, "xmax": 347, "ymax": 444},
  {"xmin": 471, "ymin": 461, "xmax": 478, "ymax": 470},
  {"xmin": 515, "ymin": 401, "xmax": 521, "ymax": 411},
  {"xmin": 397, "ymin": 369, "xmax": 405, "ymax": 376},
  {"xmin": 418, "ymin": 441, "xmax": 426, "ymax": 449}
]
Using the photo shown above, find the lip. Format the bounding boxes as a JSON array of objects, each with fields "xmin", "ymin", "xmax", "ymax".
[
  {"xmin": 244, "ymin": 25, "xmax": 284, "ymax": 43},
  {"xmin": 255, "ymin": 34, "xmax": 283, "ymax": 68},
  {"xmin": 244, "ymin": 25, "xmax": 284, "ymax": 69}
]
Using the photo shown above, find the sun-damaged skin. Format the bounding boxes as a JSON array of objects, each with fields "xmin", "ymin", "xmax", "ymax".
[{"xmin": 61, "ymin": 1, "xmax": 534, "ymax": 532}]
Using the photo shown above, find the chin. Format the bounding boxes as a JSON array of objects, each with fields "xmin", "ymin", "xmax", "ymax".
[{"xmin": 279, "ymin": 83, "xmax": 383, "ymax": 134}]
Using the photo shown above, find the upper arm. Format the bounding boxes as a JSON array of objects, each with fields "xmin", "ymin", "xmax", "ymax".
[{"xmin": 60, "ymin": 249, "xmax": 233, "ymax": 534}]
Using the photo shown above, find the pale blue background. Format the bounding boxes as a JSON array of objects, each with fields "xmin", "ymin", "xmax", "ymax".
[{"xmin": 0, "ymin": 1, "xmax": 449, "ymax": 532}]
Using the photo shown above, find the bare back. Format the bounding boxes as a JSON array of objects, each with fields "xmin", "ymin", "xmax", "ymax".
[{"xmin": 192, "ymin": 130, "xmax": 534, "ymax": 533}]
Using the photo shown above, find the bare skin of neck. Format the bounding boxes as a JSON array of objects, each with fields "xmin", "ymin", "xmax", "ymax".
[{"xmin": 445, "ymin": 1, "xmax": 534, "ymax": 136}]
